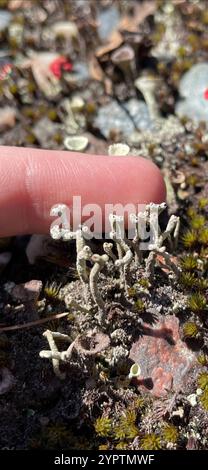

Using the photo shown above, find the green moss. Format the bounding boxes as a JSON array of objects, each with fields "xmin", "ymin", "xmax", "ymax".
[
  {"xmin": 199, "ymin": 228, "xmax": 208, "ymax": 246},
  {"xmin": 135, "ymin": 299, "xmax": 145, "ymax": 312},
  {"xmin": 197, "ymin": 354, "xmax": 208, "ymax": 366},
  {"xmin": 0, "ymin": 0, "xmax": 9, "ymax": 7},
  {"xmin": 44, "ymin": 282, "xmax": 61, "ymax": 301},
  {"xmin": 180, "ymin": 255, "xmax": 197, "ymax": 271},
  {"xmin": 27, "ymin": 81, "xmax": 36, "ymax": 93},
  {"xmin": 186, "ymin": 174, "xmax": 199, "ymax": 187},
  {"xmin": 183, "ymin": 321, "xmax": 199, "ymax": 338},
  {"xmin": 134, "ymin": 397, "xmax": 146, "ymax": 409},
  {"xmin": 182, "ymin": 230, "xmax": 197, "ymax": 249},
  {"xmin": 200, "ymin": 389, "xmax": 208, "ymax": 411},
  {"xmin": 190, "ymin": 215, "xmax": 206, "ymax": 231},
  {"xmin": 53, "ymin": 133, "xmax": 63, "ymax": 144},
  {"xmin": 196, "ymin": 278, "xmax": 208, "ymax": 291},
  {"xmin": 162, "ymin": 424, "xmax": 179, "ymax": 444},
  {"xmin": 85, "ymin": 102, "xmax": 96, "ymax": 114},
  {"xmin": 9, "ymin": 83, "xmax": 18, "ymax": 95},
  {"xmin": 177, "ymin": 46, "xmax": 187, "ymax": 58},
  {"xmin": 138, "ymin": 278, "xmax": 151, "ymax": 289},
  {"xmin": 200, "ymin": 247, "xmax": 208, "ymax": 259},
  {"xmin": 197, "ymin": 372, "xmax": 208, "ymax": 390},
  {"xmin": 201, "ymin": 10, "xmax": 208, "ymax": 25},
  {"xmin": 198, "ymin": 198, "xmax": 208, "ymax": 210},
  {"xmin": 94, "ymin": 417, "xmax": 112, "ymax": 437},
  {"xmin": 186, "ymin": 207, "xmax": 197, "ymax": 219},
  {"xmin": 140, "ymin": 433, "xmax": 161, "ymax": 450},
  {"xmin": 127, "ymin": 287, "xmax": 137, "ymax": 298},
  {"xmin": 179, "ymin": 272, "xmax": 197, "ymax": 289},
  {"xmin": 113, "ymin": 410, "xmax": 138, "ymax": 441},
  {"xmin": 47, "ymin": 109, "xmax": 58, "ymax": 121},
  {"xmin": 188, "ymin": 293, "xmax": 207, "ymax": 313},
  {"xmin": 25, "ymin": 133, "xmax": 36, "ymax": 144},
  {"xmin": 98, "ymin": 444, "xmax": 109, "ymax": 450},
  {"xmin": 187, "ymin": 34, "xmax": 200, "ymax": 51},
  {"xmin": 115, "ymin": 441, "xmax": 128, "ymax": 449},
  {"xmin": 22, "ymin": 107, "xmax": 36, "ymax": 118}
]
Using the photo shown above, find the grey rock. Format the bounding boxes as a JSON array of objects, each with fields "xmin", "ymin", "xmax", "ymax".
[
  {"xmin": 176, "ymin": 63, "xmax": 208, "ymax": 122},
  {"xmin": 124, "ymin": 98, "xmax": 153, "ymax": 131},
  {"xmin": 94, "ymin": 99, "xmax": 152, "ymax": 138},
  {"xmin": 0, "ymin": 10, "xmax": 12, "ymax": 32},
  {"xmin": 97, "ymin": 5, "xmax": 120, "ymax": 41}
]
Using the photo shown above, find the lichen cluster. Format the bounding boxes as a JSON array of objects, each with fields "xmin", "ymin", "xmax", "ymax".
[{"xmin": 40, "ymin": 203, "xmax": 181, "ymax": 377}]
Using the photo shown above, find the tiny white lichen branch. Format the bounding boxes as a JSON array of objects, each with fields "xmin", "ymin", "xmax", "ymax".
[
  {"xmin": 145, "ymin": 210, "xmax": 181, "ymax": 278},
  {"xmin": 76, "ymin": 229, "xmax": 92, "ymax": 283},
  {"xmin": 103, "ymin": 242, "xmax": 117, "ymax": 262},
  {"xmin": 39, "ymin": 330, "xmax": 78, "ymax": 379},
  {"xmin": 109, "ymin": 214, "xmax": 133, "ymax": 267},
  {"xmin": 109, "ymin": 214, "xmax": 133, "ymax": 290},
  {"xmin": 135, "ymin": 76, "xmax": 161, "ymax": 120},
  {"xmin": 40, "ymin": 329, "xmax": 66, "ymax": 379},
  {"xmin": 90, "ymin": 254, "xmax": 109, "ymax": 309}
]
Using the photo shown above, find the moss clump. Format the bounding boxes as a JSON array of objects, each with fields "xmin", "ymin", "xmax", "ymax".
[
  {"xmin": 127, "ymin": 287, "xmax": 137, "ymax": 298},
  {"xmin": 199, "ymin": 389, "xmax": 208, "ymax": 411},
  {"xmin": 53, "ymin": 133, "xmax": 63, "ymax": 144},
  {"xmin": 188, "ymin": 293, "xmax": 207, "ymax": 313},
  {"xmin": 138, "ymin": 278, "xmax": 151, "ymax": 289},
  {"xmin": 25, "ymin": 133, "xmax": 36, "ymax": 144},
  {"xmin": 198, "ymin": 198, "xmax": 208, "ymax": 210},
  {"xmin": 197, "ymin": 354, "xmax": 208, "ymax": 366},
  {"xmin": 98, "ymin": 444, "xmax": 109, "ymax": 450},
  {"xmin": 180, "ymin": 255, "xmax": 197, "ymax": 271},
  {"xmin": 197, "ymin": 372, "xmax": 208, "ymax": 390},
  {"xmin": 196, "ymin": 278, "xmax": 208, "ymax": 291},
  {"xmin": 115, "ymin": 441, "xmax": 128, "ymax": 449},
  {"xmin": 186, "ymin": 207, "xmax": 197, "ymax": 219},
  {"xmin": 189, "ymin": 215, "xmax": 206, "ymax": 231},
  {"xmin": 186, "ymin": 174, "xmax": 199, "ymax": 187},
  {"xmin": 47, "ymin": 109, "xmax": 58, "ymax": 121},
  {"xmin": 94, "ymin": 417, "xmax": 112, "ymax": 437},
  {"xmin": 114, "ymin": 410, "xmax": 138, "ymax": 441},
  {"xmin": 8, "ymin": 83, "xmax": 18, "ymax": 95},
  {"xmin": 27, "ymin": 81, "xmax": 36, "ymax": 94},
  {"xmin": 199, "ymin": 228, "xmax": 208, "ymax": 246},
  {"xmin": 134, "ymin": 397, "xmax": 145, "ymax": 409},
  {"xmin": 182, "ymin": 230, "xmax": 197, "ymax": 249},
  {"xmin": 134, "ymin": 299, "xmax": 145, "ymax": 312},
  {"xmin": 162, "ymin": 424, "xmax": 179, "ymax": 444},
  {"xmin": 179, "ymin": 272, "xmax": 197, "ymax": 289},
  {"xmin": 44, "ymin": 282, "xmax": 61, "ymax": 301},
  {"xmin": 183, "ymin": 321, "xmax": 199, "ymax": 338},
  {"xmin": 140, "ymin": 433, "xmax": 161, "ymax": 450}
]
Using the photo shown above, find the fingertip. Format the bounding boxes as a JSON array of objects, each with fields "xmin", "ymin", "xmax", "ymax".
[{"xmin": 0, "ymin": 146, "xmax": 166, "ymax": 236}]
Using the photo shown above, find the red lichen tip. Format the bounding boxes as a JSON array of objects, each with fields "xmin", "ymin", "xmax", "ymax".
[
  {"xmin": 49, "ymin": 56, "xmax": 73, "ymax": 79},
  {"xmin": 203, "ymin": 88, "xmax": 208, "ymax": 100}
]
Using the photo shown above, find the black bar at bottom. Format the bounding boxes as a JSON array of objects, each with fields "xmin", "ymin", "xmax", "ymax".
[{"xmin": 0, "ymin": 450, "xmax": 207, "ymax": 467}]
